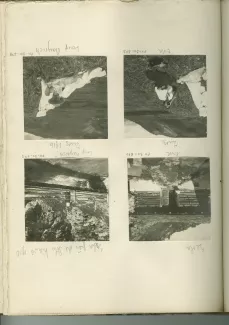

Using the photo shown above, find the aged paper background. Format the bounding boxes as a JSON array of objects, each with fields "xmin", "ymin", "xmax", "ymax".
[{"xmin": 4, "ymin": 0, "xmax": 222, "ymax": 314}]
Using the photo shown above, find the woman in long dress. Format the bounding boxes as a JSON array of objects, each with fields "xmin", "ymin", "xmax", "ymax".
[
  {"xmin": 145, "ymin": 57, "xmax": 178, "ymax": 108},
  {"xmin": 36, "ymin": 67, "xmax": 106, "ymax": 117}
]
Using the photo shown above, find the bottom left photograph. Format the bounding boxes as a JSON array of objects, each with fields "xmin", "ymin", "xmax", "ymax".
[{"xmin": 24, "ymin": 158, "xmax": 109, "ymax": 242}]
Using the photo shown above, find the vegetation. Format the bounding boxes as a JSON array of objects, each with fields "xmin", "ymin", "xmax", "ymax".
[
  {"xmin": 124, "ymin": 55, "xmax": 207, "ymax": 137},
  {"xmin": 24, "ymin": 56, "xmax": 106, "ymax": 118},
  {"xmin": 128, "ymin": 157, "xmax": 210, "ymax": 187},
  {"xmin": 141, "ymin": 157, "xmax": 210, "ymax": 186},
  {"xmin": 25, "ymin": 198, "xmax": 109, "ymax": 242},
  {"xmin": 23, "ymin": 56, "xmax": 108, "ymax": 139}
]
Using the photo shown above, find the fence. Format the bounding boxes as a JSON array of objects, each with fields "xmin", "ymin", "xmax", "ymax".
[
  {"xmin": 25, "ymin": 183, "xmax": 109, "ymax": 214},
  {"xmin": 131, "ymin": 189, "xmax": 210, "ymax": 215}
]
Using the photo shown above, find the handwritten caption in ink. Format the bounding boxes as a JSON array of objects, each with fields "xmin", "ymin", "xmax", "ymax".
[
  {"xmin": 186, "ymin": 244, "xmax": 205, "ymax": 254},
  {"xmin": 22, "ymin": 154, "xmax": 45, "ymax": 159},
  {"xmin": 9, "ymin": 40, "xmax": 80, "ymax": 57},
  {"xmin": 158, "ymin": 48, "xmax": 171, "ymax": 54},
  {"xmin": 22, "ymin": 141, "xmax": 93, "ymax": 159},
  {"xmin": 16, "ymin": 242, "xmax": 104, "ymax": 259},
  {"xmin": 162, "ymin": 140, "xmax": 179, "ymax": 148},
  {"xmin": 123, "ymin": 48, "xmax": 171, "ymax": 55},
  {"xmin": 166, "ymin": 151, "xmax": 180, "ymax": 157},
  {"xmin": 123, "ymin": 49, "xmax": 147, "ymax": 55},
  {"xmin": 126, "ymin": 151, "xmax": 180, "ymax": 158},
  {"xmin": 49, "ymin": 141, "xmax": 93, "ymax": 158},
  {"xmin": 126, "ymin": 140, "xmax": 180, "ymax": 158},
  {"xmin": 126, "ymin": 152, "xmax": 151, "ymax": 158},
  {"xmin": 163, "ymin": 140, "xmax": 180, "ymax": 157}
]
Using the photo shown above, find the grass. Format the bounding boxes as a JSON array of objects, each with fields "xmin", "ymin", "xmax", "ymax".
[
  {"xmin": 124, "ymin": 55, "xmax": 207, "ymax": 137},
  {"xmin": 23, "ymin": 56, "xmax": 108, "ymax": 139},
  {"xmin": 25, "ymin": 195, "xmax": 109, "ymax": 242}
]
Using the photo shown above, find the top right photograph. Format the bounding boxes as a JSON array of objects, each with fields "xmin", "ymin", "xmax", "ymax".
[{"xmin": 124, "ymin": 55, "xmax": 207, "ymax": 138}]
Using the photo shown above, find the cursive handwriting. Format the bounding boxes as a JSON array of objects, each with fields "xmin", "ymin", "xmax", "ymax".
[
  {"xmin": 48, "ymin": 141, "xmax": 93, "ymax": 158},
  {"xmin": 36, "ymin": 40, "xmax": 60, "ymax": 56},
  {"xmin": 49, "ymin": 141, "xmax": 80, "ymax": 150},
  {"xmin": 65, "ymin": 44, "xmax": 79, "ymax": 52},
  {"xmin": 166, "ymin": 151, "xmax": 180, "ymax": 157},
  {"xmin": 59, "ymin": 149, "xmax": 92, "ymax": 157},
  {"xmin": 158, "ymin": 48, "xmax": 171, "ymax": 54},
  {"xmin": 9, "ymin": 41, "xmax": 80, "ymax": 57},
  {"xmin": 162, "ymin": 140, "xmax": 178, "ymax": 148},
  {"xmin": 186, "ymin": 244, "xmax": 204, "ymax": 254},
  {"xmin": 16, "ymin": 242, "xmax": 104, "ymax": 259}
]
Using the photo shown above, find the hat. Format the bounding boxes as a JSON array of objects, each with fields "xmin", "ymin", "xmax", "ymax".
[{"xmin": 148, "ymin": 56, "xmax": 168, "ymax": 68}]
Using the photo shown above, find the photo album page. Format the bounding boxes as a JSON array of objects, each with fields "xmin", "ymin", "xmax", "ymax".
[{"xmin": 2, "ymin": 0, "xmax": 222, "ymax": 315}]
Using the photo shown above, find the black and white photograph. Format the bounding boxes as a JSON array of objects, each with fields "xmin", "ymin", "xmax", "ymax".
[
  {"xmin": 128, "ymin": 157, "xmax": 211, "ymax": 241},
  {"xmin": 124, "ymin": 55, "xmax": 207, "ymax": 138},
  {"xmin": 24, "ymin": 158, "xmax": 109, "ymax": 241},
  {"xmin": 23, "ymin": 56, "xmax": 108, "ymax": 139}
]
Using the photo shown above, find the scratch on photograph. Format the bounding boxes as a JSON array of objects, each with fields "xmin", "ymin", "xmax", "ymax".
[
  {"xmin": 128, "ymin": 157, "xmax": 211, "ymax": 241},
  {"xmin": 23, "ymin": 56, "xmax": 108, "ymax": 140},
  {"xmin": 124, "ymin": 55, "xmax": 207, "ymax": 138},
  {"xmin": 24, "ymin": 158, "xmax": 109, "ymax": 241}
]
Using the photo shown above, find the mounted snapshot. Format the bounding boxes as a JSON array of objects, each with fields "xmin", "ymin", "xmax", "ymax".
[
  {"xmin": 23, "ymin": 56, "xmax": 108, "ymax": 140},
  {"xmin": 124, "ymin": 55, "xmax": 207, "ymax": 138},
  {"xmin": 24, "ymin": 158, "xmax": 109, "ymax": 241},
  {"xmin": 128, "ymin": 157, "xmax": 211, "ymax": 241}
]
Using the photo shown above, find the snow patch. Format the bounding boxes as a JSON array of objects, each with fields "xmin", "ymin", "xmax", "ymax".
[
  {"xmin": 24, "ymin": 132, "xmax": 50, "ymax": 140},
  {"xmin": 46, "ymin": 175, "xmax": 89, "ymax": 188},
  {"xmin": 130, "ymin": 179, "xmax": 161, "ymax": 192},
  {"xmin": 124, "ymin": 119, "xmax": 167, "ymax": 138},
  {"xmin": 179, "ymin": 180, "xmax": 195, "ymax": 191},
  {"xmin": 169, "ymin": 223, "xmax": 211, "ymax": 241}
]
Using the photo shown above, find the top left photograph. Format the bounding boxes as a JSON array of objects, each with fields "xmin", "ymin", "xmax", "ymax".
[{"xmin": 23, "ymin": 56, "xmax": 108, "ymax": 140}]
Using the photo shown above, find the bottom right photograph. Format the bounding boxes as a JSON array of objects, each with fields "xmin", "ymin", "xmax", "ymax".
[{"xmin": 128, "ymin": 157, "xmax": 211, "ymax": 241}]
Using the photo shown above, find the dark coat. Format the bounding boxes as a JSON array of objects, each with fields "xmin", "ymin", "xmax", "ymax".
[{"xmin": 145, "ymin": 69, "xmax": 176, "ymax": 88}]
